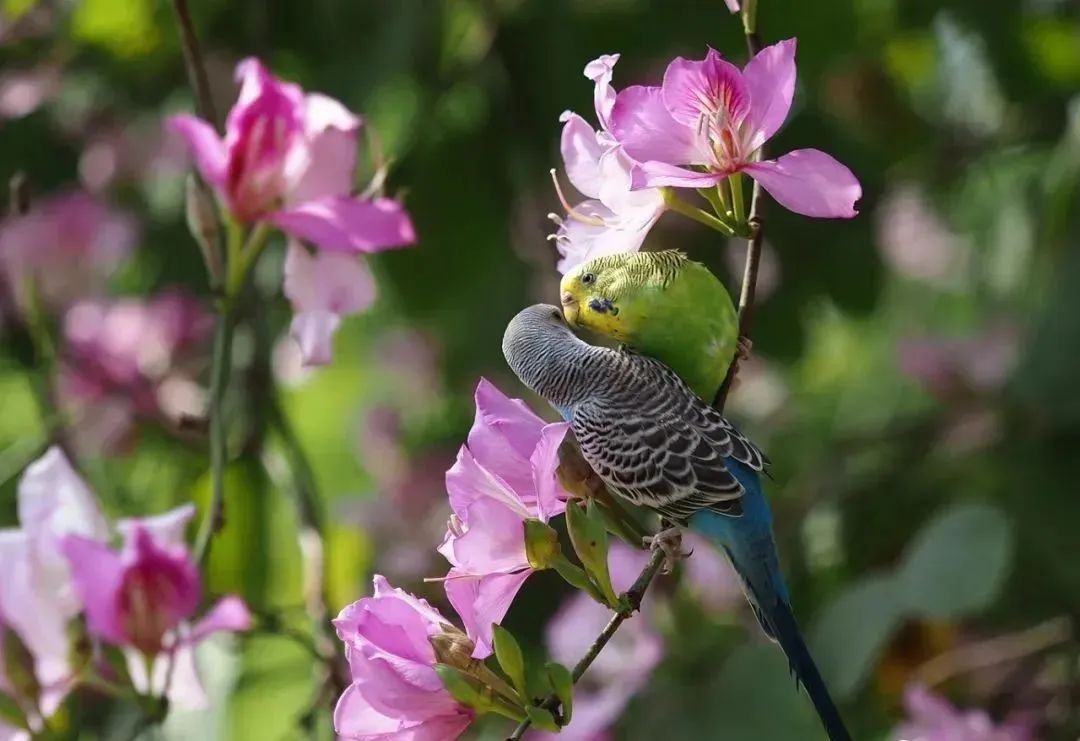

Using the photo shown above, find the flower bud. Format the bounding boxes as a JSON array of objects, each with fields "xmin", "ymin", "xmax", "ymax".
[{"xmin": 185, "ymin": 175, "xmax": 223, "ymax": 288}]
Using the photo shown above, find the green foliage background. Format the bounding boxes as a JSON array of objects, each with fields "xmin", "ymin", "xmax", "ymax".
[{"xmin": 2, "ymin": 0, "xmax": 1080, "ymax": 738}]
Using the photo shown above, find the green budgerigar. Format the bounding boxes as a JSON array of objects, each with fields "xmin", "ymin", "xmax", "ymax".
[{"xmin": 559, "ymin": 250, "xmax": 739, "ymax": 400}]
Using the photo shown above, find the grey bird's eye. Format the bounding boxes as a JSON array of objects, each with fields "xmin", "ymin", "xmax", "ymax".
[
  {"xmin": 550, "ymin": 309, "xmax": 562, "ymax": 320},
  {"xmin": 581, "ymin": 272, "xmax": 596, "ymax": 285}
]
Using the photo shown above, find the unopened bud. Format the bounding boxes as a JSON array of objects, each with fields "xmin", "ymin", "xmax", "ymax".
[
  {"xmin": 185, "ymin": 175, "xmax": 223, "ymax": 288},
  {"xmin": 524, "ymin": 519, "xmax": 561, "ymax": 570},
  {"xmin": 430, "ymin": 625, "xmax": 477, "ymax": 673}
]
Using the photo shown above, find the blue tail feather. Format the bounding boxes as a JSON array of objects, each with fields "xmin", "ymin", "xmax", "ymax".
[{"xmin": 690, "ymin": 460, "xmax": 851, "ymax": 741}]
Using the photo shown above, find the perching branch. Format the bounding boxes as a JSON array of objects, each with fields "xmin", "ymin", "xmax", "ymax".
[
  {"xmin": 506, "ymin": 546, "xmax": 667, "ymax": 740},
  {"xmin": 512, "ymin": 8, "xmax": 772, "ymax": 738}
]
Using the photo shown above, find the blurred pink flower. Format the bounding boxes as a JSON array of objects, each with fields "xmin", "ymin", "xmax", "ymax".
[
  {"xmin": 724, "ymin": 0, "xmax": 741, "ymax": 11},
  {"xmin": 62, "ymin": 526, "xmax": 200, "ymax": 656},
  {"xmin": 0, "ymin": 448, "xmax": 108, "ymax": 712},
  {"xmin": 58, "ymin": 289, "xmax": 211, "ymax": 455},
  {"xmin": 169, "ymin": 58, "xmax": 415, "ymax": 253},
  {"xmin": 551, "ymin": 54, "xmax": 666, "ymax": 273},
  {"xmin": 333, "ymin": 575, "xmax": 474, "ymax": 741},
  {"xmin": 895, "ymin": 685, "xmax": 1033, "ymax": 741},
  {"xmin": 610, "ymin": 41, "xmax": 861, "ymax": 218},
  {"xmin": 876, "ymin": 185, "xmax": 970, "ymax": 287},
  {"xmin": 282, "ymin": 242, "xmax": 376, "ymax": 366},
  {"xmin": 0, "ymin": 191, "xmax": 136, "ymax": 309},
  {"xmin": 533, "ymin": 543, "xmax": 662, "ymax": 741},
  {"xmin": 439, "ymin": 379, "xmax": 569, "ymax": 658},
  {"xmin": 0, "ymin": 449, "xmax": 250, "ymax": 713},
  {"xmin": 897, "ymin": 324, "xmax": 1019, "ymax": 400},
  {"xmin": 0, "ymin": 65, "xmax": 59, "ymax": 120}
]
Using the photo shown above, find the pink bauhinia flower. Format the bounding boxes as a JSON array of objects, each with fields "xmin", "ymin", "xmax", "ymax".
[
  {"xmin": 439, "ymin": 379, "xmax": 569, "ymax": 658},
  {"xmin": 169, "ymin": 58, "xmax": 415, "ymax": 253},
  {"xmin": 533, "ymin": 543, "xmax": 663, "ymax": 741},
  {"xmin": 610, "ymin": 40, "xmax": 861, "ymax": 219},
  {"xmin": 58, "ymin": 289, "xmax": 212, "ymax": 454},
  {"xmin": 895, "ymin": 684, "xmax": 1033, "ymax": 741},
  {"xmin": 0, "ymin": 190, "xmax": 136, "ymax": 310},
  {"xmin": 0, "ymin": 448, "xmax": 251, "ymax": 714},
  {"xmin": 551, "ymin": 54, "xmax": 666, "ymax": 274},
  {"xmin": 0, "ymin": 448, "xmax": 109, "ymax": 711},
  {"xmin": 333, "ymin": 575, "xmax": 474, "ymax": 741},
  {"xmin": 282, "ymin": 241, "xmax": 376, "ymax": 366}
]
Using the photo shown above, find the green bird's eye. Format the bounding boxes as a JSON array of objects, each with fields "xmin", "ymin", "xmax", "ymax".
[{"xmin": 581, "ymin": 272, "xmax": 596, "ymax": 285}]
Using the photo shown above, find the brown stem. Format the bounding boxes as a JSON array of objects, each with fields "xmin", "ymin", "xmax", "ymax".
[
  {"xmin": 167, "ymin": 0, "xmax": 219, "ymax": 127},
  {"xmin": 505, "ymin": 547, "xmax": 667, "ymax": 740},
  {"xmin": 711, "ymin": 24, "xmax": 768, "ymax": 412}
]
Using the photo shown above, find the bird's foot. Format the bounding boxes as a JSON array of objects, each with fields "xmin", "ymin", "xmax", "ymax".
[{"xmin": 644, "ymin": 526, "xmax": 688, "ymax": 574}]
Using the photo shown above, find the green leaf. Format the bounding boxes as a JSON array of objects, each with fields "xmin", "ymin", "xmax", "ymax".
[
  {"xmin": 526, "ymin": 705, "xmax": 561, "ymax": 732},
  {"xmin": 551, "ymin": 556, "xmax": 607, "ymax": 604},
  {"xmin": 492, "ymin": 625, "xmax": 527, "ymax": 699},
  {"xmin": 0, "ymin": 692, "xmax": 27, "ymax": 731},
  {"xmin": 810, "ymin": 574, "xmax": 904, "ymax": 699},
  {"xmin": 566, "ymin": 501, "xmax": 618, "ymax": 606},
  {"xmin": 897, "ymin": 503, "xmax": 1014, "ymax": 618},
  {"xmin": 546, "ymin": 662, "xmax": 574, "ymax": 726},
  {"xmin": 434, "ymin": 664, "xmax": 487, "ymax": 713}
]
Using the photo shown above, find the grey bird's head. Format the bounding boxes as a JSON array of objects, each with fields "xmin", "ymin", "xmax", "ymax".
[{"xmin": 502, "ymin": 303, "xmax": 585, "ymax": 404}]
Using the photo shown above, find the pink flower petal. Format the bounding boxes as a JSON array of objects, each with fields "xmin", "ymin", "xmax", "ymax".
[
  {"xmin": 467, "ymin": 379, "xmax": 546, "ymax": 504},
  {"xmin": 743, "ymin": 149, "xmax": 861, "ymax": 218},
  {"xmin": 283, "ymin": 242, "xmax": 377, "ymax": 366},
  {"xmin": 60, "ymin": 535, "xmax": 127, "ymax": 645},
  {"xmin": 553, "ymin": 199, "xmax": 659, "ymax": 274},
  {"xmin": 283, "ymin": 93, "xmax": 362, "ymax": 205},
  {"xmin": 443, "ymin": 569, "xmax": 532, "ymax": 659},
  {"xmin": 167, "ymin": 115, "xmax": 227, "ymax": 186},
  {"xmin": 334, "ymin": 681, "xmax": 472, "ymax": 741},
  {"xmin": 559, "ymin": 113, "xmax": 606, "ymax": 200},
  {"xmin": 334, "ymin": 575, "xmax": 446, "ymax": 665},
  {"xmin": 444, "ymin": 445, "xmax": 530, "ymax": 523},
  {"xmin": 724, "ymin": 0, "xmax": 740, "ymax": 11},
  {"xmin": 629, "ymin": 161, "xmax": 725, "ymax": 190},
  {"xmin": 445, "ymin": 498, "xmax": 528, "ymax": 574},
  {"xmin": 583, "ymin": 53, "xmax": 620, "ymax": 130},
  {"xmin": 661, "ymin": 48, "xmax": 749, "ymax": 130},
  {"xmin": 610, "ymin": 85, "xmax": 701, "ymax": 166},
  {"xmin": 0, "ymin": 531, "xmax": 73, "ymax": 698},
  {"xmin": 741, "ymin": 38, "xmax": 797, "ymax": 152},
  {"xmin": 270, "ymin": 196, "xmax": 417, "ymax": 253},
  {"xmin": 188, "ymin": 596, "xmax": 252, "ymax": 643},
  {"xmin": 530, "ymin": 423, "xmax": 570, "ymax": 522},
  {"xmin": 118, "ymin": 503, "xmax": 196, "ymax": 549}
]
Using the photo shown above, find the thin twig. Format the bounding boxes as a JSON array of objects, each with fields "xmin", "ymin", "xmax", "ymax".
[
  {"xmin": 511, "ymin": 10, "xmax": 773, "ymax": 738},
  {"xmin": 506, "ymin": 547, "xmax": 667, "ymax": 740},
  {"xmin": 167, "ymin": 0, "xmax": 218, "ymax": 127},
  {"xmin": 711, "ymin": 20, "xmax": 767, "ymax": 411}
]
